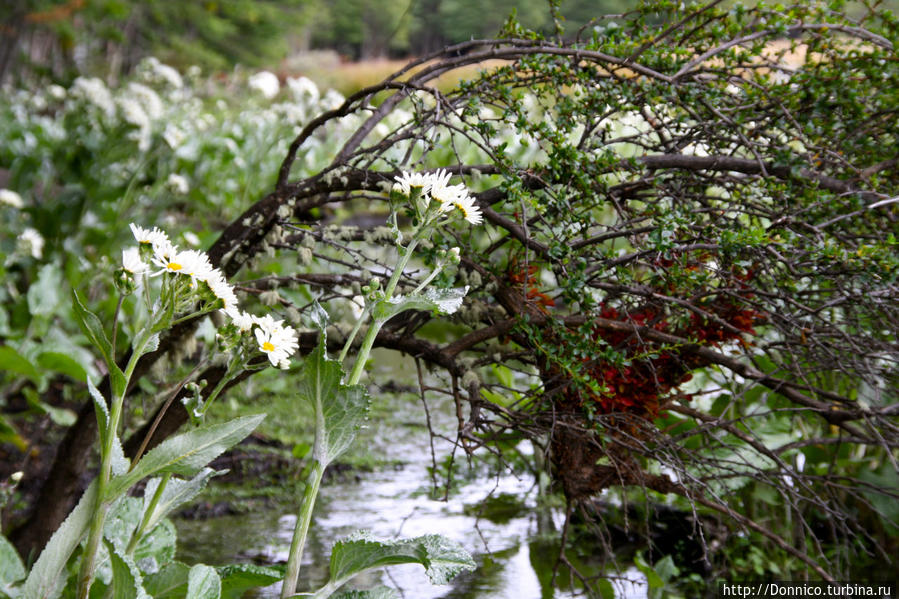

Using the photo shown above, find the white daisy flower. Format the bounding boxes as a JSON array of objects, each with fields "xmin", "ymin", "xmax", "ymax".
[
  {"xmin": 171, "ymin": 249, "xmax": 213, "ymax": 285},
  {"xmin": 224, "ymin": 306, "xmax": 254, "ymax": 332},
  {"xmin": 449, "ymin": 194, "xmax": 483, "ymax": 225},
  {"xmin": 166, "ymin": 173, "xmax": 190, "ymax": 195},
  {"xmin": 0, "ymin": 189, "xmax": 24, "ymax": 208},
  {"xmin": 18, "ymin": 228, "xmax": 44, "ymax": 259},
  {"xmin": 130, "ymin": 223, "xmax": 171, "ymax": 250},
  {"xmin": 394, "ymin": 169, "xmax": 445, "ymax": 197},
  {"xmin": 430, "ymin": 181, "xmax": 469, "ymax": 215},
  {"xmin": 203, "ymin": 268, "xmax": 238, "ymax": 310},
  {"xmin": 253, "ymin": 315, "xmax": 299, "ymax": 367},
  {"xmin": 122, "ymin": 247, "xmax": 148, "ymax": 274}
]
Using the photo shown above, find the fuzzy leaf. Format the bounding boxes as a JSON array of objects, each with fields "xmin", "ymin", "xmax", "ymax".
[
  {"xmin": 299, "ymin": 338, "xmax": 368, "ymax": 467},
  {"xmin": 21, "ymin": 482, "xmax": 98, "ymax": 599},
  {"xmin": 106, "ymin": 539, "xmax": 149, "ymax": 599},
  {"xmin": 324, "ymin": 532, "xmax": 475, "ymax": 593},
  {"xmin": 0, "ymin": 534, "xmax": 26, "ymax": 589},
  {"xmin": 72, "ymin": 291, "xmax": 126, "ymax": 398},
  {"xmin": 372, "ymin": 287, "xmax": 468, "ymax": 322},
  {"xmin": 218, "ymin": 564, "xmax": 284, "ymax": 599},
  {"xmin": 186, "ymin": 565, "xmax": 221, "ymax": 599},
  {"xmin": 140, "ymin": 469, "xmax": 222, "ymax": 533},
  {"xmin": 107, "ymin": 415, "xmax": 264, "ymax": 500},
  {"xmin": 143, "ymin": 562, "xmax": 190, "ymax": 598}
]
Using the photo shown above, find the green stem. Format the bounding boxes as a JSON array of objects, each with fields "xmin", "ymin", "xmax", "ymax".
[
  {"xmin": 76, "ymin": 325, "xmax": 154, "ymax": 599},
  {"xmin": 280, "ymin": 460, "xmax": 325, "ymax": 599},
  {"xmin": 126, "ymin": 472, "xmax": 171, "ymax": 555},
  {"xmin": 337, "ymin": 305, "xmax": 369, "ymax": 365}
]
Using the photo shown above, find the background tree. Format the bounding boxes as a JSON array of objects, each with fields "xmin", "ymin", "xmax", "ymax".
[{"xmin": 4, "ymin": 0, "xmax": 899, "ymax": 589}]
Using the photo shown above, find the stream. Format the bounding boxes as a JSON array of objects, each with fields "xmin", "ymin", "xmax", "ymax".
[{"xmin": 173, "ymin": 354, "xmax": 650, "ymax": 598}]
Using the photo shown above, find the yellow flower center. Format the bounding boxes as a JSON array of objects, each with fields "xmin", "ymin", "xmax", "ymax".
[
  {"xmin": 167, "ymin": 262, "xmax": 182, "ymax": 271},
  {"xmin": 453, "ymin": 202, "xmax": 468, "ymax": 217},
  {"xmin": 262, "ymin": 342, "xmax": 275, "ymax": 352}
]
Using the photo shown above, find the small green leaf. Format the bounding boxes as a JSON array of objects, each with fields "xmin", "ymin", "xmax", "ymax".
[
  {"xmin": 309, "ymin": 300, "xmax": 329, "ymax": 330},
  {"xmin": 0, "ymin": 346, "xmax": 40, "ymax": 385},
  {"xmin": 144, "ymin": 562, "xmax": 190, "ymax": 598},
  {"xmin": 107, "ymin": 414, "xmax": 264, "ymax": 500},
  {"xmin": 72, "ymin": 291, "xmax": 126, "ymax": 397},
  {"xmin": 597, "ymin": 577, "xmax": 616, "ymax": 599},
  {"xmin": 323, "ymin": 532, "xmax": 475, "ymax": 595},
  {"xmin": 0, "ymin": 414, "xmax": 28, "ymax": 452},
  {"xmin": 218, "ymin": 564, "xmax": 284, "ymax": 599},
  {"xmin": 186, "ymin": 565, "xmax": 221, "ymax": 599}
]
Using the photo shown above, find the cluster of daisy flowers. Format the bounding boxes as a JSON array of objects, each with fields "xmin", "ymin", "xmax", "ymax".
[
  {"xmin": 393, "ymin": 169, "xmax": 483, "ymax": 225},
  {"xmin": 126, "ymin": 224, "xmax": 298, "ymax": 369}
]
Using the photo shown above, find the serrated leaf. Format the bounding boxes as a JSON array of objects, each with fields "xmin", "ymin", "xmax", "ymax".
[
  {"xmin": 186, "ymin": 565, "xmax": 220, "ymax": 599},
  {"xmin": 21, "ymin": 482, "xmax": 97, "ymax": 599},
  {"xmin": 140, "ymin": 333, "xmax": 160, "ymax": 358},
  {"xmin": 140, "ymin": 469, "xmax": 222, "ymax": 533},
  {"xmin": 0, "ymin": 535, "xmax": 26, "ymax": 587},
  {"xmin": 106, "ymin": 415, "xmax": 264, "ymax": 500},
  {"xmin": 0, "ymin": 346, "xmax": 40, "ymax": 385},
  {"xmin": 331, "ymin": 587, "xmax": 399, "ymax": 599},
  {"xmin": 105, "ymin": 539, "xmax": 149, "ymax": 599},
  {"xmin": 217, "ymin": 564, "xmax": 284, "ymax": 599},
  {"xmin": 309, "ymin": 300, "xmax": 329, "ymax": 330},
  {"xmin": 143, "ymin": 562, "xmax": 190, "ymax": 598},
  {"xmin": 321, "ymin": 532, "xmax": 475, "ymax": 596},
  {"xmin": 372, "ymin": 287, "xmax": 468, "ymax": 322},
  {"xmin": 72, "ymin": 291, "xmax": 126, "ymax": 397},
  {"xmin": 299, "ymin": 338, "xmax": 368, "ymax": 467},
  {"xmin": 88, "ymin": 378, "xmax": 109, "ymax": 450}
]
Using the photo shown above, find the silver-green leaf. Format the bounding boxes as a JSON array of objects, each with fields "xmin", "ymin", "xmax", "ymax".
[
  {"xmin": 106, "ymin": 414, "xmax": 264, "ymax": 500},
  {"xmin": 186, "ymin": 565, "xmax": 221, "ymax": 599},
  {"xmin": 299, "ymin": 338, "xmax": 368, "ymax": 467}
]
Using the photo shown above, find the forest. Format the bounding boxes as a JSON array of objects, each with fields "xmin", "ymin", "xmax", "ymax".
[{"xmin": 0, "ymin": 0, "xmax": 898, "ymax": 598}]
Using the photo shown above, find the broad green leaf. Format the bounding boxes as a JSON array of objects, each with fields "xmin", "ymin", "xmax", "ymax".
[
  {"xmin": 633, "ymin": 552, "xmax": 663, "ymax": 590},
  {"xmin": 140, "ymin": 469, "xmax": 222, "ymax": 533},
  {"xmin": 299, "ymin": 338, "xmax": 368, "ymax": 467},
  {"xmin": 371, "ymin": 287, "xmax": 468, "ymax": 322},
  {"xmin": 27, "ymin": 264, "xmax": 62, "ymax": 318},
  {"xmin": 319, "ymin": 532, "xmax": 475, "ymax": 597},
  {"xmin": 107, "ymin": 414, "xmax": 264, "ymax": 500},
  {"xmin": 105, "ymin": 539, "xmax": 149, "ymax": 599},
  {"xmin": 37, "ymin": 352, "xmax": 87, "ymax": 383},
  {"xmin": 104, "ymin": 497, "xmax": 142, "ymax": 553},
  {"xmin": 72, "ymin": 291, "xmax": 126, "ymax": 397},
  {"xmin": 331, "ymin": 588, "xmax": 399, "ymax": 599},
  {"xmin": 0, "ymin": 534, "xmax": 26, "ymax": 588},
  {"xmin": 186, "ymin": 565, "xmax": 220, "ymax": 599},
  {"xmin": 0, "ymin": 346, "xmax": 40, "ymax": 385},
  {"xmin": 143, "ymin": 562, "xmax": 190, "ymax": 598},
  {"xmin": 134, "ymin": 520, "xmax": 177, "ymax": 575},
  {"xmin": 218, "ymin": 564, "xmax": 284, "ymax": 599},
  {"xmin": 21, "ymin": 482, "xmax": 97, "ymax": 599}
]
